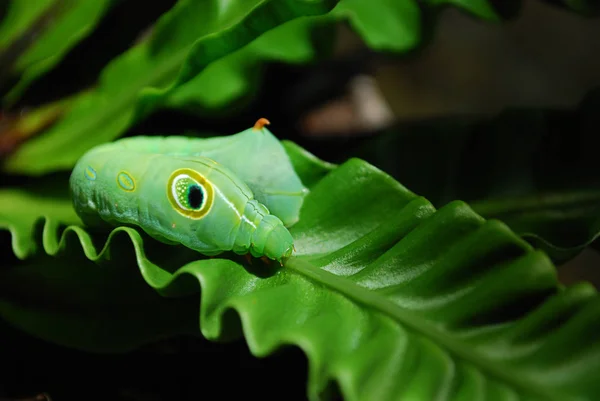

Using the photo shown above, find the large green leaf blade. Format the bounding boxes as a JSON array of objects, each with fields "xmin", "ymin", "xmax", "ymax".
[
  {"xmin": 2, "ymin": 145, "xmax": 599, "ymax": 401},
  {"xmin": 2, "ymin": 0, "xmax": 339, "ymax": 175}
]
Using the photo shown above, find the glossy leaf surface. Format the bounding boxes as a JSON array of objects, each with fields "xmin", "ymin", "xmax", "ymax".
[{"xmin": 1, "ymin": 143, "xmax": 599, "ymax": 401}]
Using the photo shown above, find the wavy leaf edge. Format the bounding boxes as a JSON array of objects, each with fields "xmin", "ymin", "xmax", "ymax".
[
  {"xmin": 4, "ymin": 196, "xmax": 591, "ymax": 401},
  {"xmin": 3, "ymin": 156, "xmax": 599, "ymax": 401}
]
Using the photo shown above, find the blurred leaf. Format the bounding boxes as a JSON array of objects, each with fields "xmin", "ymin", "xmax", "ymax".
[
  {"xmin": 0, "ymin": 91, "xmax": 82, "ymax": 157},
  {"xmin": 470, "ymin": 191, "xmax": 600, "ymax": 264},
  {"xmin": 163, "ymin": 0, "xmax": 441, "ymax": 114},
  {"xmin": 1, "ymin": 0, "xmax": 114, "ymax": 105},
  {"xmin": 163, "ymin": 15, "xmax": 338, "ymax": 114},
  {"xmin": 2, "ymin": 0, "xmax": 521, "ymax": 177},
  {"xmin": 319, "ymin": 92, "xmax": 600, "ymax": 263},
  {"xmin": 556, "ymin": 0, "xmax": 599, "ymax": 15},
  {"xmin": 334, "ymin": 0, "xmax": 422, "ymax": 50},
  {"xmin": 0, "ymin": 179, "xmax": 202, "ymax": 351},
  {"xmin": 146, "ymin": 0, "xmax": 424, "ymax": 114},
  {"xmin": 0, "ymin": 248, "xmax": 201, "ymax": 355},
  {"xmin": 424, "ymin": 0, "xmax": 500, "ymax": 20},
  {"xmin": 2, "ymin": 0, "xmax": 339, "ymax": 175},
  {"xmin": 0, "ymin": 0, "xmax": 54, "ymax": 49},
  {"xmin": 160, "ymin": 0, "xmax": 524, "ymax": 116},
  {"xmin": 2, "ymin": 141, "xmax": 600, "ymax": 401},
  {"xmin": 156, "ymin": 0, "xmax": 521, "ymax": 113},
  {"xmin": 0, "ymin": 248, "xmax": 201, "ymax": 353}
]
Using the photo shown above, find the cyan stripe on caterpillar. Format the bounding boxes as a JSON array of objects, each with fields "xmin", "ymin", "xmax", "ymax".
[{"xmin": 69, "ymin": 118, "xmax": 307, "ymax": 264}]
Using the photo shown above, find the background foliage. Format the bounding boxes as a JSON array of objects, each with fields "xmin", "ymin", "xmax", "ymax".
[{"xmin": 1, "ymin": 1, "xmax": 599, "ymax": 400}]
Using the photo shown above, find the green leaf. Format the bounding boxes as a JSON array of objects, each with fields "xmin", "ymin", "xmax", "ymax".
[
  {"xmin": 1, "ymin": 0, "xmax": 114, "ymax": 105},
  {"xmin": 2, "ymin": 0, "xmax": 339, "ymax": 175},
  {"xmin": 163, "ymin": 15, "xmax": 338, "ymax": 114},
  {"xmin": 0, "ymin": 91, "xmax": 81, "ymax": 157},
  {"xmin": 282, "ymin": 140, "xmax": 336, "ymax": 188},
  {"xmin": 165, "ymin": 0, "xmax": 422, "ymax": 114},
  {"xmin": 333, "ymin": 0, "xmax": 422, "ymax": 51},
  {"xmin": 0, "ymin": 178, "xmax": 80, "ymax": 259},
  {"xmin": 3, "ymin": 0, "xmax": 517, "ymax": 177},
  {"xmin": 152, "ymin": 0, "xmax": 513, "ymax": 113},
  {"xmin": 329, "ymin": 102, "xmax": 600, "ymax": 264},
  {"xmin": 424, "ymin": 0, "xmax": 500, "ymax": 20},
  {"xmin": 2, "ymin": 143, "xmax": 599, "ymax": 401},
  {"xmin": 556, "ymin": 0, "xmax": 599, "ymax": 15},
  {"xmin": 0, "ymin": 0, "xmax": 54, "ymax": 49},
  {"xmin": 469, "ymin": 191, "xmax": 600, "ymax": 264}
]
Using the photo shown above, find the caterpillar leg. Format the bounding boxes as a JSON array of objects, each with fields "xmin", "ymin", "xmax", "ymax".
[{"xmin": 244, "ymin": 253, "xmax": 253, "ymax": 265}]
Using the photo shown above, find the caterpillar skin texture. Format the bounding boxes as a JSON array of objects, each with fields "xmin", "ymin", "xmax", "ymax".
[
  {"xmin": 104, "ymin": 123, "xmax": 307, "ymax": 228},
  {"xmin": 70, "ymin": 144, "xmax": 295, "ymax": 263}
]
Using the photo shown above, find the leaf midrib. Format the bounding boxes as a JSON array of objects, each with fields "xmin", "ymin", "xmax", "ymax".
[{"xmin": 286, "ymin": 257, "xmax": 572, "ymax": 401}]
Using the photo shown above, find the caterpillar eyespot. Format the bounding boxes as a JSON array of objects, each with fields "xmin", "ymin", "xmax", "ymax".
[
  {"xmin": 69, "ymin": 119, "xmax": 307, "ymax": 264},
  {"xmin": 167, "ymin": 168, "xmax": 213, "ymax": 219}
]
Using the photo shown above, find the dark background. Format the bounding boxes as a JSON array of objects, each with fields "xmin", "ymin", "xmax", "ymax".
[{"xmin": 1, "ymin": 1, "xmax": 599, "ymax": 400}]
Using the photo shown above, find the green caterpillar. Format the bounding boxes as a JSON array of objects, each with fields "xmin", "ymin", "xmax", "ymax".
[{"xmin": 69, "ymin": 119, "xmax": 307, "ymax": 264}]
